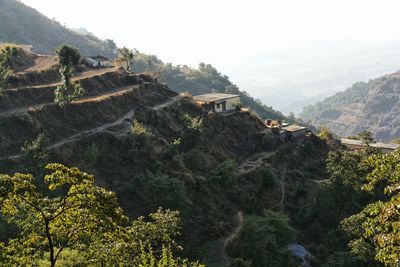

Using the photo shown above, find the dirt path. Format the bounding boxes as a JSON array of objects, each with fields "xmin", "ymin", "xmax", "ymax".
[
  {"xmin": 280, "ymin": 178, "xmax": 286, "ymax": 212},
  {"xmin": 224, "ymin": 211, "xmax": 244, "ymax": 249},
  {"xmin": 238, "ymin": 151, "xmax": 275, "ymax": 174},
  {"xmin": 49, "ymin": 95, "xmax": 182, "ymax": 149},
  {"xmin": 152, "ymin": 95, "xmax": 182, "ymax": 110},
  {"xmin": 7, "ymin": 67, "xmax": 118, "ymax": 91},
  {"xmin": 238, "ymin": 151, "xmax": 286, "ymax": 211},
  {"xmin": 1, "ymin": 94, "xmax": 182, "ymax": 160},
  {"xmin": 0, "ymin": 85, "xmax": 134, "ymax": 117}
]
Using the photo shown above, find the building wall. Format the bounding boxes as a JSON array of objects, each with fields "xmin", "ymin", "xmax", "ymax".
[
  {"xmin": 214, "ymin": 97, "xmax": 240, "ymax": 113},
  {"xmin": 99, "ymin": 61, "xmax": 111, "ymax": 67},
  {"xmin": 288, "ymin": 129, "xmax": 306, "ymax": 139}
]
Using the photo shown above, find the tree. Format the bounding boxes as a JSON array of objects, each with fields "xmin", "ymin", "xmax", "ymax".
[
  {"xmin": 21, "ymin": 133, "xmax": 49, "ymax": 177},
  {"xmin": 0, "ymin": 46, "xmax": 20, "ymax": 94},
  {"xmin": 318, "ymin": 126, "xmax": 334, "ymax": 141},
  {"xmin": 1, "ymin": 46, "xmax": 20, "ymax": 70},
  {"xmin": 358, "ymin": 130, "xmax": 374, "ymax": 146},
  {"xmin": 54, "ymin": 45, "xmax": 84, "ymax": 107},
  {"xmin": 117, "ymin": 46, "xmax": 134, "ymax": 71},
  {"xmin": 0, "ymin": 163, "xmax": 126, "ymax": 267},
  {"xmin": 342, "ymin": 150, "xmax": 400, "ymax": 266},
  {"xmin": 0, "ymin": 164, "xmax": 202, "ymax": 267},
  {"xmin": 55, "ymin": 45, "xmax": 80, "ymax": 67}
]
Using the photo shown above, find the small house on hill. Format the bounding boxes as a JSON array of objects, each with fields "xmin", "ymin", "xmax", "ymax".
[
  {"xmin": 193, "ymin": 93, "xmax": 240, "ymax": 113},
  {"xmin": 282, "ymin": 124, "xmax": 307, "ymax": 139},
  {"xmin": 83, "ymin": 56, "xmax": 112, "ymax": 68},
  {"xmin": 340, "ymin": 138, "xmax": 400, "ymax": 154}
]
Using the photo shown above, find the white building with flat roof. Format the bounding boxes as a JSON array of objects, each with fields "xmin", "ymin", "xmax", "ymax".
[
  {"xmin": 340, "ymin": 138, "xmax": 400, "ymax": 154},
  {"xmin": 193, "ymin": 93, "xmax": 240, "ymax": 113}
]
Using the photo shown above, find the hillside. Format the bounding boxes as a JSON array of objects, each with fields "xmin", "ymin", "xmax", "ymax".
[
  {"xmin": 0, "ymin": 50, "xmax": 335, "ymax": 266},
  {"xmin": 0, "ymin": 0, "xmax": 285, "ymax": 121},
  {"xmin": 0, "ymin": 0, "xmax": 115, "ymax": 57},
  {"xmin": 2, "ymin": 48, "xmax": 396, "ymax": 267},
  {"xmin": 300, "ymin": 71, "xmax": 400, "ymax": 141}
]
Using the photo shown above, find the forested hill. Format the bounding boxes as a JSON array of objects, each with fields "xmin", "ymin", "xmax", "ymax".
[
  {"xmin": 132, "ymin": 54, "xmax": 285, "ymax": 120},
  {"xmin": 300, "ymin": 71, "xmax": 400, "ymax": 141},
  {"xmin": 0, "ymin": 0, "xmax": 115, "ymax": 57}
]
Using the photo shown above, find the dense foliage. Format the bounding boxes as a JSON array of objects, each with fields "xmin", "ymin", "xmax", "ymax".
[{"xmin": 0, "ymin": 164, "xmax": 202, "ymax": 267}]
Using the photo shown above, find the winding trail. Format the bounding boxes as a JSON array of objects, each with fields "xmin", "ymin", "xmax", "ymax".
[
  {"xmin": 280, "ymin": 178, "xmax": 286, "ymax": 212},
  {"xmin": 238, "ymin": 151, "xmax": 275, "ymax": 174},
  {"xmin": 0, "ymin": 94, "xmax": 182, "ymax": 160},
  {"xmin": 7, "ymin": 67, "xmax": 118, "ymax": 91},
  {"xmin": 0, "ymin": 85, "xmax": 134, "ymax": 117},
  {"xmin": 238, "ymin": 151, "xmax": 287, "ymax": 211},
  {"xmin": 223, "ymin": 211, "xmax": 244, "ymax": 249}
]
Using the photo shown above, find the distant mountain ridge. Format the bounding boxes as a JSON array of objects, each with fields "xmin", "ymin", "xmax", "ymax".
[
  {"xmin": 300, "ymin": 71, "xmax": 400, "ymax": 141},
  {"xmin": 0, "ymin": 0, "xmax": 115, "ymax": 57}
]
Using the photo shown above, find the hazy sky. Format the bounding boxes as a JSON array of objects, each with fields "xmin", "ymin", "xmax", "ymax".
[{"xmin": 20, "ymin": 0, "xmax": 400, "ymax": 68}]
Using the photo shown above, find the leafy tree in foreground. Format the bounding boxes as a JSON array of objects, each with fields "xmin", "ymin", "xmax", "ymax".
[
  {"xmin": 0, "ymin": 164, "xmax": 202, "ymax": 267},
  {"xmin": 54, "ymin": 45, "xmax": 84, "ymax": 107},
  {"xmin": 342, "ymin": 150, "xmax": 400, "ymax": 266}
]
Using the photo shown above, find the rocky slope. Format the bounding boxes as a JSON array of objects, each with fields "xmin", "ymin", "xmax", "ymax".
[{"xmin": 300, "ymin": 71, "xmax": 400, "ymax": 141}]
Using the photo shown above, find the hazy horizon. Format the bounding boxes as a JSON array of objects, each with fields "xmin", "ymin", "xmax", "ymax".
[{"xmin": 19, "ymin": 0, "xmax": 400, "ymax": 114}]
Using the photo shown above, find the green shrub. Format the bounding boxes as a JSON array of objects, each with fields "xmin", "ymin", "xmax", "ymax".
[
  {"xmin": 208, "ymin": 159, "xmax": 237, "ymax": 185},
  {"xmin": 184, "ymin": 148, "xmax": 215, "ymax": 172},
  {"xmin": 21, "ymin": 133, "xmax": 49, "ymax": 177},
  {"xmin": 163, "ymin": 138, "xmax": 181, "ymax": 159},
  {"xmin": 118, "ymin": 172, "xmax": 189, "ymax": 216},
  {"xmin": 226, "ymin": 210, "xmax": 295, "ymax": 267},
  {"xmin": 83, "ymin": 143, "xmax": 100, "ymax": 166}
]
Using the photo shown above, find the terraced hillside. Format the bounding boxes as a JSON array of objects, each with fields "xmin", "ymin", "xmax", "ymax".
[{"xmin": 0, "ymin": 62, "xmax": 179, "ymax": 159}]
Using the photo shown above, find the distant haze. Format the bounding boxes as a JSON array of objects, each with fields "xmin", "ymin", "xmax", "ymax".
[{"xmin": 20, "ymin": 0, "xmax": 400, "ymax": 113}]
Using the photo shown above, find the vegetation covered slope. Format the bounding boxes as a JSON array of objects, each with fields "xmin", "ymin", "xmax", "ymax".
[
  {"xmin": 3, "ymin": 47, "xmax": 399, "ymax": 267},
  {"xmin": 0, "ymin": 0, "xmax": 116, "ymax": 57},
  {"xmin": 0, "ymin": 50, "xmax": 330, "ymax": 266},
  {"xmin": 300, "ymin": 72, "xmax": 400, "ymax": 141}
]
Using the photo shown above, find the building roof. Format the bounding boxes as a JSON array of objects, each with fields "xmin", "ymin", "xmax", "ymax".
[
  {"xmin": 282, "ymin": 124, "xmax": 307, "ymax": 132},
  {"xmin": 193, "ymin": 93, "xmax": 240, "ymax": 103},
  {"xmin": 88, "ymin": 55, "xmax": 110, "ymax": 62},
  {"xmin": 341, "ymin": 138, "xmax": 400, "ymax": 150}
]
